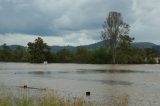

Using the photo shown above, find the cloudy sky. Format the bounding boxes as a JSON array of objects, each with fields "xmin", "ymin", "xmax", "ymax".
[{"xmin": 0, "ymin": 0, "xmax": 160, "ymax": 46}]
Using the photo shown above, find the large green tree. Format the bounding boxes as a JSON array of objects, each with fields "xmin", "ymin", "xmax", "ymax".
[
  {"xmin": 27, "ymin": 37, "xmax": 50, "ymax": 63},
  {"xmin": 101, "ymin": 11, "xmax": 129, "ymax": 64}
]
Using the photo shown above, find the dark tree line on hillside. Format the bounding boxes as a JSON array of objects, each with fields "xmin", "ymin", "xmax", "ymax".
[{"xmin": 0, "ymin": 37, "xmax": 159, "ymax": 64}]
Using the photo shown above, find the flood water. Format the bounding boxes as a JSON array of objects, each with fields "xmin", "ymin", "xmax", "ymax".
[{"xmin": 0, "ymin": 62, "xmax": 160, "ymax": 105}]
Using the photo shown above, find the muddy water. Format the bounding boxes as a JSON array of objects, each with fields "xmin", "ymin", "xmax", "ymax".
[{"xmin": 0, "ymin": 62, "xmax": 160, "ymax": 105}]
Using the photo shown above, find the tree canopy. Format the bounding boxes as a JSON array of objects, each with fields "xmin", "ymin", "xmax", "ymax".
[{"xmin": 27, "ymin": 37, "xmax": 50, "ymax": 63}]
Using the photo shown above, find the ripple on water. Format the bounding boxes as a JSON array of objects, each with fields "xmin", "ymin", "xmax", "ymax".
[{"xmin": 76, "ymin": 69, "xmax": 155, "ymax": 74}]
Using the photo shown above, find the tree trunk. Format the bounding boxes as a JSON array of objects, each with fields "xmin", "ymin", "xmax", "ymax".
[
  {"xmin": 110, "ymin": 35, "xmax": 117, "ymax": 64},
  {"xmin": 112, "ymin": 44, "xmax": 116, "ymax": 64}
]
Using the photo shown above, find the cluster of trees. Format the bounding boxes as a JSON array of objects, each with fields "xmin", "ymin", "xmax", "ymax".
[
  {"xmin": 0, "ymin": 37, "xmax": 159, "ymax": 64},
  {"xmin": 0, "ymin": 43, "xmax": 28, "ymax": 62},
  {"xmin": 101, "ymin": 11, "xmax": 159, "ymax": 64},
  {"xmin": 0, "ymin": 40, "xmax": 110, "ymax": 64}
]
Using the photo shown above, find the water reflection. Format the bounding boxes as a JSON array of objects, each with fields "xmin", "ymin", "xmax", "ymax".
[
  {"xmin": 13, "ymin": 69, "xmax": 148, "ymax": 86},
  {"xmin": 28, "ymin": 71, "xmax": 51, "ymax": 75},
  {"xmin": 76, "ymin": 69, "xmax": 153, "ymax": 74},
  {"xmin": 15, "ymin": 69, "xmax": 155, "ymax": 75},
  {"xmin": 99, "ymin": 80, "xmax": 133, "ymax": 85}
]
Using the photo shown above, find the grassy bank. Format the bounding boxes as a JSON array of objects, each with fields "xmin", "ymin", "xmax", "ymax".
[
  {"xmin": 0, "ymin": 89, "xmax": 92, "ymax": 106},
  {"xmin": 0, "ymin": 86, "xmax": 129, "ymax": 106}
]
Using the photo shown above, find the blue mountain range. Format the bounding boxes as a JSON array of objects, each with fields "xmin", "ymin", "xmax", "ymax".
[{"xmin": 2, "ymin": 41, "xmax": 160, "ymax": 52}]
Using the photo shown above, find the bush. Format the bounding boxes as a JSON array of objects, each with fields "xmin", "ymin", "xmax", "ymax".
[{"xmin": 147, "ymin": 58, "xmax": 157, "ymax": 64}]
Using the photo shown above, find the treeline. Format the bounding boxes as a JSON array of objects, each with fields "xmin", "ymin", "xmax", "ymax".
[
  {"xmin": 0, "ymin": 44, "xmax": 28, "ymax": 62},
  {"xmin": 0, "ymin": 37, "xmax": 159, "ymax": 64}
]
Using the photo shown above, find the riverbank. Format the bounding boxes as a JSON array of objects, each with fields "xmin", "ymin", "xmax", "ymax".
[
  {"xmin": 0, "ymin": 86, "xmax": 130, "ymax": 106},
  {"xmin": 0, "ymin": 86, "xmax": 92, "ymax": 106}
]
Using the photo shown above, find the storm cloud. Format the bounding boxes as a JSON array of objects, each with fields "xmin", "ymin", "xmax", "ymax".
[{"xmin": 0, "ymin": 0, "xmax": 160, "ymax": 46}]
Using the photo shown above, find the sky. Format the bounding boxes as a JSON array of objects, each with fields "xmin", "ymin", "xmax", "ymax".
[{"xmin": 0, "ymin": 0, "xmax": 160, "ymax": 46}]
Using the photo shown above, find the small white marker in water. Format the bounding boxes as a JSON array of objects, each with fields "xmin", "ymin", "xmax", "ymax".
[{"xmin": 43, "ymin": 61, "xmax": 48, "ymax": 65}]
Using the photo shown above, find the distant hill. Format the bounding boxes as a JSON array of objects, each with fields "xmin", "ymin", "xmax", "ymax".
[
  {"xmin": 78, "ymin": 40, "xmax": 107, "ymax": 50},
  {"xmin": 49, "ymin": 41, "xmax": 159, "ymax": 52},
  {"xmin": 131, "ymin": 42, "xmax": 157, "ymax": 48},
  {"xmin": 9, "ymin": 45, "xmax": 25, "ymax": 51},
  {"xmin": 49, "ymin": 40, "xmax": 108, "ymax": 52},
  {"xmin": 0, "ymin": 45, "xmax": 25, "ymax": 51},
  {"xmin": 50, "ymin": 46, "xmax": 76, "ymax": 52},
  {"xmin": 1, "ymin": 41, "xmax": 159, "ymax": 52},
  {"xmin": 152, "ymin": 46, "xmax": 160, "ymax": 52}
]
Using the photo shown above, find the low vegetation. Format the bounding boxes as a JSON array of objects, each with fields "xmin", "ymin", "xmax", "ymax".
[
  {"xmin": 0, "ymin": 87, "xmax": 92, "ymax": 106},
  {"xmin": 0, "ymin": 86, "xmax": 131, "ymax": 106}
]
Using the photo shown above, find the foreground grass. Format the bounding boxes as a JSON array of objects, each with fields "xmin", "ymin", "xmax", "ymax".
[
  {"xmin": 0, "ymin": 87, "xmax": 94, "ymax": 106},
  {"xmin": 0, "ymin": 86, "xmax": 130, "ymax": 106}
]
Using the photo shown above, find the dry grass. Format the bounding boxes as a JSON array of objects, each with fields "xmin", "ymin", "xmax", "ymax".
[
  {"xmin": 0, "ymin": 86, "xmax": 130, "ymax": 106},
  {"xmin": 0, "ymin": 87, "xmax": 94, "ymax": 106},
  {"xmin": 106, "ymin": 95, "xmax": 129, "ymax": 106},
  {"xmin": 0, "ymin": 87, "xmax": 12, "ymax": 106}
]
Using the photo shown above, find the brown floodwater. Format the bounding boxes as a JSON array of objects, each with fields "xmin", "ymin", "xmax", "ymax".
[{"xmin": 0, "ymin": 62, "xmax": 160, "ymax": 105}]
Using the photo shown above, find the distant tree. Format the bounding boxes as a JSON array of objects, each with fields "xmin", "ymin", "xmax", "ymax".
[
  {"xmin": 27, "ymin": 37, "xmax": 50, "ymax": 63},
  {"xmin": 101, "ymin": 11, "xmax": 129, "ymax": 64},
  {"xmin": 147, "ymin": 58, "xmax": 157, "ymax": 64},
  {"xmin": 49, "ymin": 52, "xmax": 57, "ymax": 63},
  {"xmin": 92, "ymin": 47, "xmax": 112, "ymax": 64},
  {"xmin": 128, "ymin": 47, "xmax": 146, "ymax": 64},
  {"xmin": 144, "ymin": 48, "xmax": 158, "ymax": 58},
  {"xmin": 0, "ymin": 43, "xmax": 13, "ymax": 61},
  {"xmin": 56, "ymin": 48, "xmax": 73, "ymax": 63},
  {"xmin": 117, "ymin": 34, "xmax": 146, "ymax": 64},
  {"xmin": 14, "ymin": 46, "xmax": 27, "ymax": 62},
  {"xmin": 74, "ymin": 47, "xmax": 92, "ymax": 63},
  {"xmin": 119, "ymin": 35, "xmax": 134, "ymax": 50}
]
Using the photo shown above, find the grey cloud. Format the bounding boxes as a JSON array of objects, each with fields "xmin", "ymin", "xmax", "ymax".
[
  {"xmin": 0, "ymin": 0, "xmax": 160, "ymax": 44},
  {"xmin": 130, "ymin": 0, "xmax": 160, "ymax": 43},
  {"xmin": 0, "ymin": 0, "xmax": 134, "ymax": 35}
]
